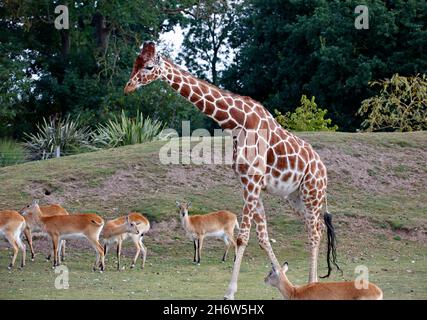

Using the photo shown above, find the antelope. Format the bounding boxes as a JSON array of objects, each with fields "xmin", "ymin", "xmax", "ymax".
[
  {"xmin": 21, "ymin": 203, "xmax": 69, "ymax": 261},
  {"xmin": 176, "ymin": 201, "xmax": 238, "ymax": 264},
  {"xmin": 21, "ymin": 200, "xmax": 105, "ymax": 271},
  {"xmin": 103, "ymin": 212, "xmax": 150, "ymax": 270},
  {"xmin": 265, "ymin": 262, "xmax": 383, "ymax": 300},
  {"xmin": 0, "ymin": 210, "xmax": 26, "ymax": 269}
]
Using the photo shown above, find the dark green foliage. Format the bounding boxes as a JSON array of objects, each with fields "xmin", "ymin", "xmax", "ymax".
[
  {"xmin": 1, "ymin": 0, "xmax": 426, "ymax": 136},
  {"xmin": 221, "ymin": 0, "xmax": 427, "ymax": 131},
  {"xmin": 0, "ymin": 0, "xmax": 198, "ymax": 138},
  {"xmin": 178, "ymin": 0, "xmax": 240, "ymax": 85}
]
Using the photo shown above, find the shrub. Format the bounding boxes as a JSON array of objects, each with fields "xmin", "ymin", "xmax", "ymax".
[
  {"xmin": 0, "ymin": 139, "xmax": 26, "ymax": 167},
  {"xmin": 275, "ymin": 95, "xmax": 338, "ymax": 131},
  {"xmin": 93, "ymin": 110, "xmax": 165, "ymax": 148},
  {"xmin": 24, "ymin": 115, "xmax": 94, "ymax": 160},
  {"xmin": 358, "ymin": 74, "xmax": 427, "ymax": 132}
]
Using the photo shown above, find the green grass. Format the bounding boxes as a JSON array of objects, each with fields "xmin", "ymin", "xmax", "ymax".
[{"xmin": 0, "ymin": 132, "xmax": 426, "ymax": 300}]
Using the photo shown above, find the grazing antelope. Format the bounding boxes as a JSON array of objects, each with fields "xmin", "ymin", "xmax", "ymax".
[
  {"xmin": 21, "ymin": 203, "xmax": 69, "ymax": 261},
  {"xmin": 176, "ymin": 201, "xmax": 238, "ymax": 264},
  {"xmin": 103, "ymin": 212, "xmax": 150, "ymax": 270},
  {"xmin": 21, "ymin": 200, "xmax": 105, "ymax": 271},
  {"xmin": 0, "ymin": 210, "xmax": 26, "ymax": 269},
  {"xmin": 265, "ymin": 262, "xmax": 383, "ymax": 300}
]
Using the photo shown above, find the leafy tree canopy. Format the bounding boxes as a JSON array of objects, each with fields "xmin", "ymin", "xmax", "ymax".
[
  {"xmin": 221, "ymin": 0, "xmax": 427, "ymax": 131},
  {"xmin": 358, "ymin": 74, "xmax": 427, "ymax": 132},
  {"xmin": 275, "ymin": 95, "xmax": 338, "ymax": 132},
  {"xmin": 0, "ymin": 0, "xmax": 208, "ymax": 138}
]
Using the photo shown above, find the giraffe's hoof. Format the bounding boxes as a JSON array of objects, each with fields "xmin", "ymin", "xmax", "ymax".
[{"xmin": 223, "ymin": 294, "xmax": 234, "ymax": 300}]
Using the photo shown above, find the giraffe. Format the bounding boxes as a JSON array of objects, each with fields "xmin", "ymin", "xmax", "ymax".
[{"xmin": 124, "ymin": 42, "xmax": 340, "ymax": 299}]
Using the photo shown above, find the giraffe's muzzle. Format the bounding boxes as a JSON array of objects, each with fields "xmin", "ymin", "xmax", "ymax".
[{"xmin": 124, "ymin": 82, "xmax": 135, "ymax": 95}]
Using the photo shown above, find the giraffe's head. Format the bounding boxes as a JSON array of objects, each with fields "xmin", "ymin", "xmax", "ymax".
[
  {"xmin": 124, "ymin": 41, "xmax": 162, "ymax": 94},
  {"xmin": 264, "ymin": 262, "xmax": 288, "ymax": 288}
]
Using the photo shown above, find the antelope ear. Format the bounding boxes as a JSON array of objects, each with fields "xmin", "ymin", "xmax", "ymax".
[
  {"xmin": 271, "ymin": 263, "xmax": 277, "ymax": 274},
  {"xmin": 187, "ymin": 201, "xmax": 192, "ymax": 208},
  {"xmin": 125, "ymin": 215, "xmax": 130, "ymax": 223},
  {"xmin": 176, "ymin": 201, "xmax": 181, "ymax": 208},
  {"xmin": 282, "ymin": 261, "xmax": 289, "ymax": 272}
]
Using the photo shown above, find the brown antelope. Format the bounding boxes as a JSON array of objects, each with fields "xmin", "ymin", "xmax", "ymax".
[
  {"xmin": 21, "ymin": 203, "xmax": 69, "ymax": 261},
  {"xmin": 176, "ymin": 201, "xmax": 238, "ymax": 264},
  {"xmin": 103, "ymin": 212, "xmax": 150, "ymax": 270},
  {"xmin": 21, "ymin": 200, "xmax": 106, "ymax": 272},
  {"xmin": 265, "ymin": 262, "xmax": 383, "ymax": 300},
  {"xmin": 0, "ymin": 210, "xmax": 26, "ymax": 269}
]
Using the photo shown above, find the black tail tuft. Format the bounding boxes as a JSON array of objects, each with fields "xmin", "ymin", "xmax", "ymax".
[{"xmin": 320, "ymin": 212, "xmax": 342, "ymax": 278}]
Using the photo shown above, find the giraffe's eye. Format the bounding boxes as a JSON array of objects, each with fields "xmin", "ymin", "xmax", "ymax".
[{"xmin": 145, "ymin": 66, "xmax": 154, "ymax": 71}]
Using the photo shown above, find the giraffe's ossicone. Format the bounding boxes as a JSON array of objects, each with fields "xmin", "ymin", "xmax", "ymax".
[{"xmin": 125, "ymin": 41, "xmax": 340, "ymax": 300}]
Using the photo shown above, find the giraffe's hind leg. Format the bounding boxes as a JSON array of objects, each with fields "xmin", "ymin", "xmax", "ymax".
[{"xmin": 288, "ymin": 189, "xmax": 324, "ymax": 283}]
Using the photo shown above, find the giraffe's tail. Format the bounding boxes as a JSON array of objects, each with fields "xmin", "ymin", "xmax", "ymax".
[{"xmin": 320, "ymin": 211, "xmax": 342, "ymax": 279}]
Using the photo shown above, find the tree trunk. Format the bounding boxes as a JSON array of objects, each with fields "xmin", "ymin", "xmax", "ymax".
[
  {"xmin": 59, "ymin": 29, "xmax": 70, "ymax": 57},
  {"xmin": 55, "ymin": 146, "xmax": 61, "ymax": 158},
  {"xmin": 91, "ymin": 12, "xmax": 110, "ymax": 50}
]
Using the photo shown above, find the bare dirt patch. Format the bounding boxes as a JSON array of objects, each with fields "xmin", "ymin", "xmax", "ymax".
[{"xmin": 318, "ymin": 142, "xmax": 427, "ymax": 195}]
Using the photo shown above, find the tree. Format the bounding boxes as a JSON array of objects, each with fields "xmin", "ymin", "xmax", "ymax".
[
  {"xmin": 275, "ymin": 95, "xmax": 338, "ymax": 132},
  {"xmin": 178, "ymin": 0, "xmax": 240, "ymax": 85},
  {"xmin": 358, "ymin": 74, "xmax": 427, "ymax": 132},
  {"xmin": 0, "ymin": 0, "xmax": 199, "ymax": 138},
  {"xmin": 221, "ymin": 0, "xmax": 427, "ymax": 131}
]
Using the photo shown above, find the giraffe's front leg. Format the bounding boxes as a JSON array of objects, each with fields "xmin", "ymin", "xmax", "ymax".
[
  {"xmin": 224, "ymin": 186, "xmax": 260, "ymax": 300},
  {"xmin": 253, "ymin": 198, "xmax": 281, "ymax": 270}
]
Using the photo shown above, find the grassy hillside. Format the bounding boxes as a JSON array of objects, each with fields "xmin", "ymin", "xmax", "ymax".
[{"xmin": 0, "ymin": 132, "xmax": 426, "ymax": 300}]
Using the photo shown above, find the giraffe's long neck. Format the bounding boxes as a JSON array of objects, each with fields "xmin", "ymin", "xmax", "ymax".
[{"xmin": 160, "ymin": 58, "xmax": 245, "ymax": 130}]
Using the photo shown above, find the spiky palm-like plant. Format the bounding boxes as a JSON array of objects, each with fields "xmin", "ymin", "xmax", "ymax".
[
  {"xmin": 24, "ymin": 115, "xmax": 93, "ymax": 160},
  {"xmin": 94, "ymin": 111, "xmax": 165, "ymax": 148}
]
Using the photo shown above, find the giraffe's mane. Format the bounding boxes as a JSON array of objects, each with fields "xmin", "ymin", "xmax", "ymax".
[{"xmin": 162, "ymin": 56, "xmax": 262, "ymax": 107}]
